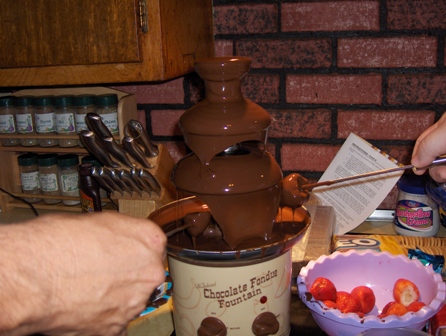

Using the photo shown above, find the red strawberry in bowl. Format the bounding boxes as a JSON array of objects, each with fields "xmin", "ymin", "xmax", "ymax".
[{"xmin": 393, "ymin": 278, "xmax": 420, "ymax": 307}]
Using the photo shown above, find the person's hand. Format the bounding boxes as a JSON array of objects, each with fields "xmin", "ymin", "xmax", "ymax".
[
  {"xmin": 412, "ymin": 113, "xmax": 446, "ymax": 183},
  {"xmin": 0, "ymin": 212, "xmax": 166, "ymax": 336}
]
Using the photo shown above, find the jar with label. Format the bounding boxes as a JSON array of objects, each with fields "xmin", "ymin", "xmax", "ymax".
[
  {"xmin": 95, "ymin": 94, "xmax": 119, "ymax": 136},
  {"xmin": 79, "ymin": 163, "xmax": 102, "ymax": 212},
  {"xmin": 0, "ymin": 96, "xmax": 19, "ymax": 146},
  {"xmin": 74, "ymin": 94, "xmax": 96, "ymax": 148},
  {"xmin": 81, "ymin": 155, "xmax": 109, "ymax": 206},
  {"xmin": 17, "ymin": 153, "xmax": 42, "ymax": 203},
  {"xmin": 393, "ymin": 175, "xmax": 439, "ymax": 237},
  {"xmin": 426, "ymin": 176, "xmax": 446, "ymax": 228},
  {"xmin": 37, "ymin": 154, "xmax": 61, "ymax": 204},
  {"xmin": 15, "ymin": 96, "xmax": 38, "ymax": 146},
  {"xmin": 33, "ymin": 96, "xmax": 58, "ymax": 147},
  {"xmin": 54, "ymin": 95, "xmax": 78, "ymax": 147},
  {"xmin": 57, "ymin": 154, "xmax": 80, "ymax": 205}
]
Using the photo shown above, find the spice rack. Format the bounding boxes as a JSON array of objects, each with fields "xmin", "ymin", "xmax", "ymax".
[{"xmin": 0, "ymin": 87, "xmax": 177, "ymax": 217}]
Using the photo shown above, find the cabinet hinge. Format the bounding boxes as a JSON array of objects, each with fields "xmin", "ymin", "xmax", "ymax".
[{"xmin": 138, "ymin": 0, "xmax": 149, "ymax": 34}]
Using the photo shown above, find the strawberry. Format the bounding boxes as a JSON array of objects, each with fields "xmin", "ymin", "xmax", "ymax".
[
  {"xmin": 309, "ymin": 277, "xmax": 337, "ymax": 301},
  {"xmin": 393, "ymin": 278, "xmax": 420, "ymax": 307},
  {"xmin": 322, "ymin": 300, "xmax": 337, "ymax": 309},
  {"xmin": 407, "ymin": 301, "xmax": 426, "ymax": 312},
  {"xmin": 336, "ymin": 291, "xmax": 361, "ymax": 314},
  {"xmin": 379, "ymin": 301, "xmax": 407, "ymax": 318},
  {"xmin": 351, "ymin": 285, "xmax": 376, "ymax": 314}
]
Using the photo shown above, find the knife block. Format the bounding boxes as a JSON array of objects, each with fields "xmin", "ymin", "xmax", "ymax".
[
  {"xmin": 0, "ymin": 86, "xmax": 177, "ymax": 218},
  {"xmin": 113, "ymin": 144, "xmax": 177, "ymax": 218}
]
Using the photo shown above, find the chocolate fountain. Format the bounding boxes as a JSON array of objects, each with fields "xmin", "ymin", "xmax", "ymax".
[{"xmin": 149, "ymin": 57, "xmax": 310, "ymax": 336}]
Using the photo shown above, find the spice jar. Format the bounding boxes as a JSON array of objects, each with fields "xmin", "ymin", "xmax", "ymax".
[
  {"xmin": 74, "ymin": 94, "xmax": 96, "ymax": 148},
  {"xmin": 79, "ymin": 163, "xmax": 102, "ymax": 212},
  {"xmin": 95, "ymin": 94, "xmax": 119, "ymax": 136},
  {"xmin": 15, "ymin": 96, "xmax": 38, "ymax": 147},
  {"xmin": 17, "ymin": 153, "xmax": 42, "ymax": 203},
  {"xmin": 0, "ymin": 96, "xmax": 19, "ymax": 146},
  {"xmin": 393, "ymin": 175, "xmax": 439, "ymax": 237},
  {"xmin": 33, "ymin": 95, "xmax": 58, "ymax": 147},
  {"xmin": 37, "ymin": 154, "xmax": 61, "ymax": 204},
  {"xmin": 57, "ymin": 154, "xmax": 80, "ymax": 205},
  {"xmin": 81, "ymin": 155, "xmax": 109, "ymax": 206},
  {"xmin": 54, "ymin": 95, "xmax": 78, "ymax": 147}
]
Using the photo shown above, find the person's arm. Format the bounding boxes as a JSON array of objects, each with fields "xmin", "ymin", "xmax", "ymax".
[
  {"xmin": 412, "ymin": 113, "xmax": 446, "ymax": 183},
  {"xmin": 0, "ymin": 212, "xmax": 166, "ymax": 336}
]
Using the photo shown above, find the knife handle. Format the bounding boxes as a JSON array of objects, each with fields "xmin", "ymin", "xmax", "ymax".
[
  {"xmin": 102, "ymin": 137, "xmax": 135, "ymax": 168},
  {"xmin": 86, "ymin": 113, "xmax": 114, "ymax": 139},
  {"xmin": 80, "ymin": 130, "xmax": 120, "ymax": 168},
  {"xmin": 122, "ymin": 136, "xmax": 153, "ymax": 169},
  {"xmin": 125, "ymin": 120, "xmax": 159, "ymax": 157}
]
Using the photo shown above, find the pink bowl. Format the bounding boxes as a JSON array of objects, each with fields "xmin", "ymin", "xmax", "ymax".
[{"xmin": 297, "ymin": 250, "xmax": 446, "ymax": 336}]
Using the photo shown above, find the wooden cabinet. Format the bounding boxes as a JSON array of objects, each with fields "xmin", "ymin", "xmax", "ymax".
[{"xmin": 0, "ymin": 0, "xmax": 214, "ymax": 86}]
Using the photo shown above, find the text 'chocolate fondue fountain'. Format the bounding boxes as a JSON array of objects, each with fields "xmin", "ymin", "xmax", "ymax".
[{"xmin": 172, "ymin": 57, "xmax": 309, "ymax": 250}]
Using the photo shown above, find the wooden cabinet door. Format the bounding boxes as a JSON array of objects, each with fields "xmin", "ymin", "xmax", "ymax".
[
  {"xmin": 0, "ymin": 0, "xmax": 214, "ymax": 86},
  {"xmin": 0, "ymin": 0, "xmax": 141, "ymax": 68}
]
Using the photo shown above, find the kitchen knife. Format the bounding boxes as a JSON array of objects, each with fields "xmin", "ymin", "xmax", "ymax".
[
  {"xmin": 122, "ymin": 136, "xmax": 153, "ymax": 169},
  {"xmin": 104, "ymin": 167, "xmax": 133, "ymax": 195},
  {"xmin": 102, "ymin": 137, "xmax": 135, "ymax": 168},
  {"xmin": 130, "ymin": 168, "xmax": 152, "ymax": 196},
  {"xmin": 124, "ymin": 119, "xmax": 159, "ymax": 157},
  {"xmin": 86, "ymin": 112, "xmax": 114, "ymax": 139},
  {"xmin": 98, "ymin": 167, "xmax": 125, "ymax": 195},
  {"xmin": 80, "ymin": 130, "xmax": 120, "ymax": 168},
  {"xmin": 90, "ymin": 166, "xmax": 117, "ymax": 195},
  {"xmin": 119, "ymin": 169, "xmax": 143, "ymax": 196},
  {"xmin": 138, "ymin": 168, "xmax": 162, "ymax": 196}
]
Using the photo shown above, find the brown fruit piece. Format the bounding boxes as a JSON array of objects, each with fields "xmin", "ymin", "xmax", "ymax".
[
  {"xmin": 336, "ymin": 291, "xmax": 361, "ymax": 314},
  {"xmin": 393, "ymin": 278, "xmax": 420, "ymax": 307},
  {"xmin": 309, "ymin": 277, "xmax": 337, "ymax": 301},
  {"xmin": 351, "ymin": 286, "xmax": 376, "ymax": 314}
]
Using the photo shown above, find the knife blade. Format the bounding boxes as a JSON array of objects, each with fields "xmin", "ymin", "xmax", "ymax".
[
  {"xmin": 124, "ymin": 119, "xmax": 159, "ymax": 157},
  {"xmin": 80, "ymin": 130, "xmax": 120, "ymax": 168},
  {"xmin": 122, "ymin": 136, "xmax": 153, "ymax": 169}
]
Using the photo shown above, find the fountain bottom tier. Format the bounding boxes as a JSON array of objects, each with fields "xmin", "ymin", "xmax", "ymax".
[{"xmin": 148, "ymin": 196, "xmax": 310, "ymax": 336}]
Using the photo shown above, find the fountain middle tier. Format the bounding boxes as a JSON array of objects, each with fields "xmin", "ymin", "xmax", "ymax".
[{"xmin": 172, "ymin": 145, "xmax": 283, "ymax": 249}]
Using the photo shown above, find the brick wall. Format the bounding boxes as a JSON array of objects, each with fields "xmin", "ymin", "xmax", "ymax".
[{"xmin": 113, "ymin": 0, "xmax": 446, "ymax": 209}]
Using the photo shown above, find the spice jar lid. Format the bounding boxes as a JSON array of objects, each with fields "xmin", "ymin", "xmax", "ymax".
[
  {"xmin": 94, "ymin": 94, "xmax": 118, "ymax": 107},
  {"xmin": 81, "ymin": 155, "xmax": 103, "ymax": 168},
  {"xmin": 15, "ymin": 96, "xmax": 34, "ymax": 107},
  {"xmin": 18, "ymin": 153, "xmax": 39, "ymax": 166},
  {"xmin": 33, "ymin": 96, "xmax": 54, "ymax": 107},
  {"xmin": 57, "ymin": 154, "xmax": 79, "ymax": 168},
  {"xmin": 0, "ymin": 96, "xmax": 15, "ymax": 107},
  {"xmin": 54, "ymin": 95, "xmax": 74, "ymax": 107},
  {"xmin": 74, "ymin": 94, "xmax": 96, "ymax": 107},
  {"xmin": 397, "ymin": 175, "xmax": 428, "ymax": 195},
  {"xmin": 37, "ymin": 154, "xmax": 58, "ymax": 166}
]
